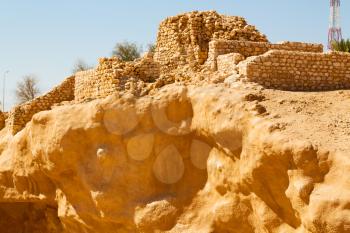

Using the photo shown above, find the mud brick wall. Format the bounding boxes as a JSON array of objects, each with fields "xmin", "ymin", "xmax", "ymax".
[
  {"xmin": 154, "ymin": 11, "xmax": 268, "ymax": 73},
  {"xmin": 75, "ymin": 54, "xmax": 160, "ymax": 102},
  {"xmin": 8, "ymin": 76, "xmax": 75, "ymax": 134},
  {"xmin": 239, "ymin": 50, "xmax": 350, "ymax": 91},
  {"xmin": 206, "ymin": 40, "xmax": 324, "ymax": 70}
]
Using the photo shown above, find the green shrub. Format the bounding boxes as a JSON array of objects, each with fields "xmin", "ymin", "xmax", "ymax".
[
  {"xmin": 332, "ymin": 39, "xmax": 350, "ymax": 52},
  {"xmin": 112, "ymin": 41, "xmax": 141, "ymax": 61}
]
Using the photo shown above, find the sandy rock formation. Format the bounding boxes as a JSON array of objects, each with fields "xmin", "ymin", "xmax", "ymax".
[
  {"xmin": 0, "ymin": 83, "xmax": 350, "ymax": 233},
  {"xmin": 0, "ymin": 111, "xmax": 5, "ymax": 130},
  {"xmin": 0, "ymin": 11, "xmax": 350, "ymax": 233}
]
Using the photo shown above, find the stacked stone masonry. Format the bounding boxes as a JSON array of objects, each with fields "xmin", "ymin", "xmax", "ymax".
[
  {"xmin": 5, "ymin": 11, "xmax": 350, "ymax": 135},
  {"xmin": 154, "ymin": 11, "xmax": 268, "ymax": 73},
  {"xmin": 216, "ymin": 53, "xmax": 245, "ymax": 74},
  {"xmin": 207, "ymin": 39, "xmax": 324, "ymax": 71},
  {"xmin": 239, "ymin": 50, "xmax": 350, "ymax": 91},
  {"xmin": 8, "ymin": 76, "xmax": 75, "ymax": 134},
  {"xmin": 75, "ymin": 53, "xmax": 160, "ymax": 102}
]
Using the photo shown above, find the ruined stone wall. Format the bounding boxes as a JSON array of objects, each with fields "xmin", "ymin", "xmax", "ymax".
[
  {"xmin": 206, "ymin": 39, "xmax": 324, "ymax": 70},
  {"xmin": 8, "ymin": 76, "xmax": 75, "ymax": 134},
  {"xmin": 216, "ymin": 53, "xmax": 244, "ymax": 74},
  {"xmin": 5, "ymin": 11, "xmax": 344, "ymax": 134},
  {"xmin": 75, "ymin": 54, "xmax": 160, "ymax": 102},
  {"xmin": 154, "ymin": 11, "xmax": 268, "ymax": 73},
  {"xmin": 239, "ymin": 50, "xmax": 350, "ymax": 91},
  {"xmin": 75, "ymin": 69, "xmax": 106, "ymax": 102}
]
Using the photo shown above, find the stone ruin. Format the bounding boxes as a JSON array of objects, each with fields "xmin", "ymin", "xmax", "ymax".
[
  {"xmin": 2, "ymin": 10, "xmax": 350, "ymax": 134},
  {"xmin": 153, "ymin": 10, "xmax": 268, "ymax": 71}
]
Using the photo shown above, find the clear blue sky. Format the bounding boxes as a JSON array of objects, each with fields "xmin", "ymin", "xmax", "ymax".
[{"xmin": 0, "ymin": 0, "xmax": 349, "ymax": 111}]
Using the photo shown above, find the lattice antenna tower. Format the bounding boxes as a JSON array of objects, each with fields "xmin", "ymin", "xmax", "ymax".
[{"xmin": 328, "ymin": 0, "xmax": 342, "ymax": 49}]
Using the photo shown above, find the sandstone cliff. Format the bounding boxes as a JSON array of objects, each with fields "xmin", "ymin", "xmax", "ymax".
[{"xmin": 0, "ymin": 11, "xmax": 349, "ymax": 233}]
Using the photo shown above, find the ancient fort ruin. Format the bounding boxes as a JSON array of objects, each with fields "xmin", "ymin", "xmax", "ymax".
[{"xmin": 3, "ymin": 11, "xmax": 350, "ymax": 134}]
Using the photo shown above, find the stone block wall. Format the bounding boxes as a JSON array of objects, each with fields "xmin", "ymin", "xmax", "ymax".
[
  {"xmin": 206, "ymin": 39, "xmax": 324, "ymax": 70},
  {"xmin": 217, "ymin": 53, "xmax": 244, "ymax": 74},
  {"xmin": 8, "ymin": 76, "xmax": 75, "ymax": 134},
  {"xmin": 75, "ymin": 69, "xmax": 104, "ymax": 102},
  {"xmin": 154, "ymin": 11, "xmax": 268, "ymax": 73},
  {"xmin": 75, "ymin": 54, "xmax": 160, "ymax": 102},
  {"xmin": 239, "ymin": 50, "xmax": 350, "ymax": 91},
  {"xmin": 6, "ymin": 11, "xmax": 348, "ymax": 134}
]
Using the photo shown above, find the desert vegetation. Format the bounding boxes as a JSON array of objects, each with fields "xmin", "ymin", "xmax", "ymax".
[
  {"xmin": 332, "ymin": 39, "xmax": 350, "ymax": 52},
  {"xmin": 72, "ymin": 59, "xmax": 92, "ymax": 73},
  {"xmin": 15, "ymin": 75, "xmax": 40, "ymax": 104},
  {"xmin": 112, "ymin": 41, "xmax": 141, "ymax": 61}
]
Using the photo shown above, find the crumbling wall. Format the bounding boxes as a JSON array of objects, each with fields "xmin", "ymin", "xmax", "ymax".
[
  {"xmin": 206, "ymin": 40, "xmax": 324, "ymax": 70},
  {"xmin": 216, "ymin": 53, "xmax": 245, "ymax": 74},
  {"xmin": 239, "ymin": 50, "xmax": 350, "ymax": 91},
  {"xmin": 5, "ymin": 10, "xmax": 343, "ymax": 135},
  {"xmin": 74, "ymin": 69, "xmax": 106, "ymax": 102},
  {"xmin": 8, "ymin": 76, "xmax": 75, "ymax": 134},
  {"xmin": 75, "ymin": 53, "xmax": 160, "ymax": 102},
  {"xmin": 154, "ymin": 11, "xmax": 268, "ymax": 73}
]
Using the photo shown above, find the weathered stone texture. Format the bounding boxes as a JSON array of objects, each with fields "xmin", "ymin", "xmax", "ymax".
[
  {"xmin": 154, "ymin": 11, "xmax": 268, "ymax": 73},
  {"xmin": 239, "ymin": 50, "xmax": 350, "ymax": 91},
  {"xmin": 5, "ymin": 11, "xmax": 350, "ymax": 136},
  {"xmin": 0, "ymin": 111, "xmax": 5, "ymax": 131},
  {"xmin": 206, "ymin": 40, "xmax": 323, "ymax": 70},
  {"xmin": 217, "ymin": 53, "xmax": 244, "ymax": 74},
  {"xmin": 75, "ymin": 53, "xmax": 160, "ymax": 102},
  {"xmin": 8, "ymin": 76, "xmax": 75, "ymax": 134}
]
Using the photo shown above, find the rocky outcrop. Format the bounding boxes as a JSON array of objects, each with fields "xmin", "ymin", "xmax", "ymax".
[
  {"xmin": 0, "ymin": 111, "xmax": 5, "ymax": 131},
  {"xmin": 1, "ymin": 10, "xmax": 350, "ymax": 233},
  {"xmin": 0, "ymin": 82, "xmax": 349, "ymax": 232}
]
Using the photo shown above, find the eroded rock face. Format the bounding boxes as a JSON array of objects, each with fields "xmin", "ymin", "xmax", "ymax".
[
  {"xmin": 0, "ymin": 83, "xmax": 349, "ymax": 233},
  {"xmin": 1, "ymin": 9, "xmax": 350, "ymax": 233},
  {"xmin": 0, "ymin": 203, "xmax": 62, "ymax": 233},
  {"xmin": 0, "ymin": 111, "xmax": 5, "ymax": 130}
]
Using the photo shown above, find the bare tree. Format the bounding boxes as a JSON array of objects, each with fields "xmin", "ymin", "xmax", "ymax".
[
  {"xmin": 72, "ymin": 59, "xmax": 92, "ymax": 73},
  {"xmin": 15, "ymin": 75, "xmax": 40, "ymax": 104},
  {"xmin": 112, "ymin": 41, "xmax": 141, "ymax": 61}
]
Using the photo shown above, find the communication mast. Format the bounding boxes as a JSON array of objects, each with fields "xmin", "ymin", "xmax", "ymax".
[{"xmin": 328, "ymin": 0, "xmax": 342, "ymax": 49}]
